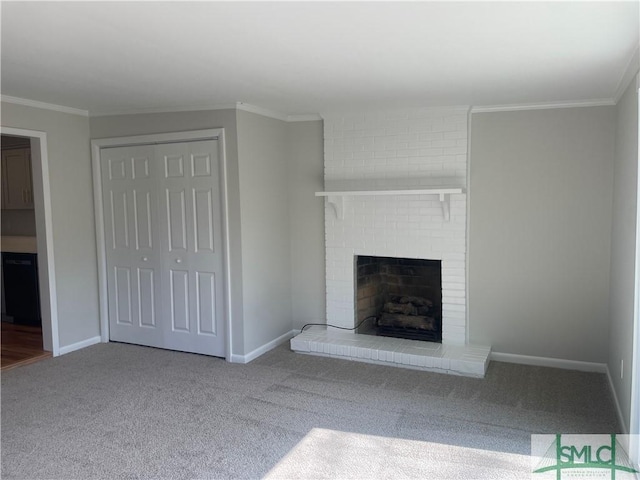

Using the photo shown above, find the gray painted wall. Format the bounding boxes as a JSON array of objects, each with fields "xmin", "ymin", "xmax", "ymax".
[
  {"xmin": 90, "ymin": 109, "xmax": 246, "ymax": 355},
  {"xmin": 7, "ymin": 99, "xmax": 629, "ymax": 375},
  {"xmin": 1, "ymin": 101, "xmax": 100, "ymax": 347},
  {"xmin": 287, "ymin": 121, "xmax": 326, "ymax": 330},
  {"xmin": 608, "ymin": 76, "xmax": 638, "ymax": 432},
  {"xmin": 236, "ymin": 110, "xmax": 293, "ymax": 353},
  {"xmin": 469, "ymin": 106, "xmax": 616, "ymax": 363}
]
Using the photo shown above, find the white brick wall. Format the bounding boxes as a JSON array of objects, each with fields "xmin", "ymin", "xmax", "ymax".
[{"xmin": 323, "ymin": 107, "xmax": 469, "ymax": 345}]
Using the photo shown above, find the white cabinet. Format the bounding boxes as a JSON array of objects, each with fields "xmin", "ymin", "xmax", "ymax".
[{"xmin": 1, "ymin": 148, "xmax": 34, "ymax": 210}]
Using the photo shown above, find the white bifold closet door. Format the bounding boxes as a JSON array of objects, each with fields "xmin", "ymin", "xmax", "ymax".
[{"xmin": 101, "ymin": 140, "xmax": 225, "ymax": 357}]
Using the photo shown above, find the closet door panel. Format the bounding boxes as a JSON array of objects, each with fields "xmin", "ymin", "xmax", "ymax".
[
  {"xmin": 102, "ymin": 145, "xmax": 162, "ymax": 347},
  {"xmin": 156, "ymin": 140, "xmax": 225, "ymax": 356}
]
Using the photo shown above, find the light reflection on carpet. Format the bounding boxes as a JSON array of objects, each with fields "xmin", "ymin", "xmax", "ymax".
[{"xmin": 265, "ymin": 427, "xmax": 530, "ymax": 479}]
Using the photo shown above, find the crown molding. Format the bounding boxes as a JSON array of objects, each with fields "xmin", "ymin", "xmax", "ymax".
[
  {"xmin": 89, "ymin": 103, "xmax": 238, "ymax": 117},
  {"xmin": 1, "ymin": 95, "xmax": 89, "ymax": 117},
  {"xmin": 470, "ymin": 98, "xmax": 616, "ymax": 114},
  {"xmin": 319, "ymin": 105, "xmax": 470, "ymax": 119},
  {"xmin": 235, "ymin": 103, "xmax": 322, "ymax": 122},
  {"xmin": 235, "ymin": 102, "xmax": 289, "ymax": 122},
  {"xmin": 3, "ymin": 92, "xmax": 626, "ymax": 121},
  {"xmin": 236, "ymin": 102, "xmax": 287, "ymax": 122},
  {"xmin": 286, "ymin": 113, "xmax": 323, "ymax": 122},
  {"xmin": 91, "ymin": 101, "xmax": 320, "ymax": 122},
  {"xmin": 614, "ymin": 45, "xmax": 640, "ymax": 104}
]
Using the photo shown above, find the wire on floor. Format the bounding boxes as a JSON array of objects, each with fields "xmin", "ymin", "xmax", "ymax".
[{"xmin": 300, "ymin": 316, "xmax": 377, "ymax": 333}]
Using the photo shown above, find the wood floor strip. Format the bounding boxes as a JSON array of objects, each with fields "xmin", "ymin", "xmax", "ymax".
[
  {"xmin": 1, "ymin": 351, "xmax": 51, "ymax": 371},
  {"xmin": 1, "ymin": 322, "xmax": 50, "ymax": 371}
]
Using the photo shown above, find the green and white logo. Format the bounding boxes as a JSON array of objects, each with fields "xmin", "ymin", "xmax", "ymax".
[{"xmin": 532, "ymin": 434, "xmax": 639, "ymax": 479}]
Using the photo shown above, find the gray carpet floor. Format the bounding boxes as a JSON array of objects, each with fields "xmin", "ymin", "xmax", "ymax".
[{"xmin": 1, "ymin": 342, "xmax": 620, "ymax": 479}]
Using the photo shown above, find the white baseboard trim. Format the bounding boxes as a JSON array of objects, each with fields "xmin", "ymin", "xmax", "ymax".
[
  {"xmin": 490, "ymin": 352, "xmax": 607, "ymax": 373},
  {"xmin": 58, "ymin": 335, "xmax": 102, "ymax": 356},
  {"xmin": 605, "ymin": 366, "xmax": 629, "ymax": 434},
  {"xmin": 229, "ymin": 330, "xmax": 296, "ymax": 364}
]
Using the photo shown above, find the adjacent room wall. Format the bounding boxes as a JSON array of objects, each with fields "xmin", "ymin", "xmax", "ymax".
[
  {"xmin": 1, "ymin": 101, "xmax": 100, "ymax": 347},
  {"xmin": 287, "ymin": 120, "xmax": 325, "ymax": 331},
  {"xmin": 469, "ymin": 106, "xmax": 616, "ymax": 363},
  {"xmin": 236, "ymin": 110, "xmax": 293, "ymax": 353},
  {"xmin": 90, "ymin": 109, "xmax": 246, "ymax": 355},
  {"xmin": 1, "ymin": 210, "xmax": 37, "ymax": 236},
  {"xmin": 608, "ymin": 75, "xmax": 639, "ymax": 432},
  {"xmin": 1, "ymin": 137, "xmax": 37, "ymax": 235}
]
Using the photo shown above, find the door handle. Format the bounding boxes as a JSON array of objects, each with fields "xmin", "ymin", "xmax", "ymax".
[
  {"xmin": 175, "ymin": 258, "xmax": 182, "ymax": 264},
  {"xmin": 6, "ymin": 259, "xmax": 32, "ymax": 265},
  {"xmin": 142, "ymin": 257, "xmax": 149, "ymax": 262}
]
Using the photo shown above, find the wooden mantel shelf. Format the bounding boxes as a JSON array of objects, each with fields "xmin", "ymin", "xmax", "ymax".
[{"xmin": 316, "ymin": 181, "xmax": 464, "ymax": 221}]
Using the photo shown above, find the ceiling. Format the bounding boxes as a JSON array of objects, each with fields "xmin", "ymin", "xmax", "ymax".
[{"xmin": 1, "ymin": 2, "xmax": 638, "ymax": 117}]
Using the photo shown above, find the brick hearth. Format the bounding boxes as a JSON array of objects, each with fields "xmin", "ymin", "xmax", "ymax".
[{"xmin": 291, "ymin": 327, "xmax": 490, "ymax": 377}]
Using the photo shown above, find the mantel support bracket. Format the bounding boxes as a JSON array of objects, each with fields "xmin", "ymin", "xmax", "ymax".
[
  {"xmin": 326, "ymin": 195, "xmax": 344, "ymax": 220},
  {"xmin": 439, "ymin": 193, "xmax": 451, "ymax": 222},
  {"xmin": 321, "ymin": 192, "xmax": 454, "ymax": 222}
]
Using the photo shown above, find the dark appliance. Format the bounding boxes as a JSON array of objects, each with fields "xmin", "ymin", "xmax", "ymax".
[{"xmin": 2, "ymin": 252, "xmax": 41, "ymax": 326}]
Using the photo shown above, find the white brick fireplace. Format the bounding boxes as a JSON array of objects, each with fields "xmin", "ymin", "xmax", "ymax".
[
  {"xmin": 291, "ymin": 107, "xmax": 491, "ymax": 376},
  {"xmin": 323, "ymin": 107, "xmax": 469, "ymax": 345}
]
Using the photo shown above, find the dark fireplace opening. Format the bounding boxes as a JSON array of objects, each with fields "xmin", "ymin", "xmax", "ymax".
[{"xmin": 355, "ymin": 256, "xmax": 442, "ymax": 343}]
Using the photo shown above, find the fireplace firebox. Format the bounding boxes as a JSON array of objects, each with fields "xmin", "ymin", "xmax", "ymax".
[{"xmin": 355, "ymin": 256, "xmax": 442, "ymax": 343}]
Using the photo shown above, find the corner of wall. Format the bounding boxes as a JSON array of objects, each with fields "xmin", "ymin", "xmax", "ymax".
[{"xmin": 607, "ymin": 69, "xmax": 639, "ymax": 434}]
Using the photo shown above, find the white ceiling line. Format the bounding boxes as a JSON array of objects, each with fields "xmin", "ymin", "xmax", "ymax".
[
  {"xmin": 1, "ymin": 95, "xmax": 89, "ymax": 117},
  {"xmin": 470, "ymin": 99, "xmax": 616, "ymax": 114}
]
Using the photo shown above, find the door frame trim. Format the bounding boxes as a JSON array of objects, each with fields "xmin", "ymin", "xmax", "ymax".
[
  {"xmin": 1, "ymin": 126, "xmax": 60, "ymax": 356},
  {"xmin": 630, "ymin": 84, "xmax": 640, "ymax": 465},
  {"xmin": 91, "ymin": 129, "xmax": 233, "ymax": 361}
]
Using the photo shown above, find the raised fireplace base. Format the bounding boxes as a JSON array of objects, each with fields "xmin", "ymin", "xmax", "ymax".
[{"xmin": 290, "ymin": 327, "xmax": 491, "ymax": 378}]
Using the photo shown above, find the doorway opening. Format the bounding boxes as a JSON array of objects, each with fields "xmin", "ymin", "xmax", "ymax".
[{"xmin": 0, "ymin": 130, "xmax": 58, "ymax": 368}]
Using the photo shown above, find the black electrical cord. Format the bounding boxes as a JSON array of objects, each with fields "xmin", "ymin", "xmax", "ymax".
[{"xmin": 300, "ymin": 316, "xmax": 376, "ymax": 333}]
